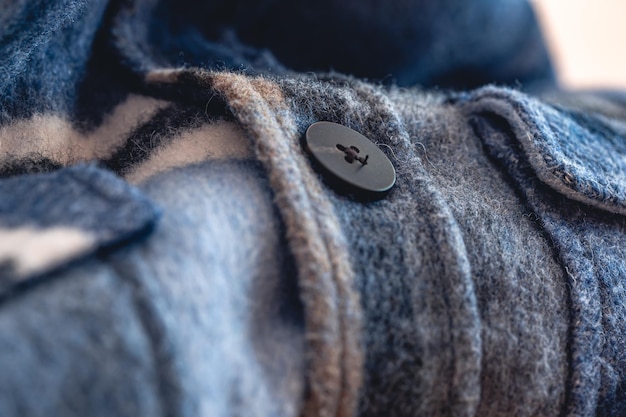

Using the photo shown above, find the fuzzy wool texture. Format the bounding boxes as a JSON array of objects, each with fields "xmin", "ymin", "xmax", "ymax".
[
  {"xmin": 460, "ymin": 89, "xmax": 626, "ymax": 416},
  {"xmin": 0, "ymin": 0, "xmax": 109, "ymax": 122},
  {"xmin": 2, "ymin": 0, "xmax": 626, "ymax": 417},
  {"xmin": 0, "ymin": 165, "xmax": 158, "ymax": 283},
  {"xmin": 111, "ymin": 161, "xmax": 307, "ymax": 417}
]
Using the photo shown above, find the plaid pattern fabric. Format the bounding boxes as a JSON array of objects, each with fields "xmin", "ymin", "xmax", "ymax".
[{"xmin": 2, "ymin": 1, "xmax": 626, "ymax": 417}]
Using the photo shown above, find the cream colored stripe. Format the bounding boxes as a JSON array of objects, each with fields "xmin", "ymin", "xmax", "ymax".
[
  {"xmin": 0, "ymin": 95, "xmax": 169, "ymax": 165},
  {"xmin": 125, "ymin": 120, "xmax": 253, "ymax": 184},
  {"xmin": 0, "ymin": 227, "xmax": 96, "ymax": 279}
]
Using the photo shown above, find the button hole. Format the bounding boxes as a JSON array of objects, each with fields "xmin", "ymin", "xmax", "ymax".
[{"xmin": 337, "ymin": 143, "xmax": 368, "ymax": 165}]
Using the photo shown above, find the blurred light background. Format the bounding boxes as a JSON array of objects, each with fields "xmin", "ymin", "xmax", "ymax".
[{"xmin": 532, "ymin": 0, "xmax": 626, "ymax": 89}]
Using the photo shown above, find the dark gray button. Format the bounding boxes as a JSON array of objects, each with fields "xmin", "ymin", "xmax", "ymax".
[{"xmin": 305, "ymin": 121, "xmax": 396, "ymax": 199}]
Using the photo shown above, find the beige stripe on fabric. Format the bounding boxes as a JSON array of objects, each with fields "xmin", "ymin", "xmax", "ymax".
[
  {"xmin": 0, "ymin": 95, "xmax": 168, "ymax": 166},
  {"xmin": 125, "ymin": 120, "xmax": 252, "ymax": 184},
  {"xmin": 0, "ymin": 226, "xmax": 96, "ymax": 279}
]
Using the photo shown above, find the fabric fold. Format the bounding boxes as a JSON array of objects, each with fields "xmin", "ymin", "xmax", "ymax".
[
  {"xmin": 462, "ymin": 86, "xmax": 626, "ymax": 215},
  {"xmin": 142, "ymin": 69, "xmax": 365, "ymax": 417},
  {"xmin": 0, "ymin": 164, "xmax": 159, "ymax": 288},
  {"xmin": 462, "ymin": 86, "xmax": 626, "ymax": 416}
]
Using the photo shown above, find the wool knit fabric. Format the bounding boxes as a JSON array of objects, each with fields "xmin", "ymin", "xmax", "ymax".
[{"xmin": 1, "ymin": 0, "xmax": 626, "ymax": 417}]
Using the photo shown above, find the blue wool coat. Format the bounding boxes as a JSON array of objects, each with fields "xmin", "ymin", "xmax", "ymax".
[{"xmin": 1, "ymin": 0, "xmax": 626, "ymax": 416}]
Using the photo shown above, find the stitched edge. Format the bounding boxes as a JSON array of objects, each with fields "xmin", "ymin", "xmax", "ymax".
[{"xmin": 205, "ymin": 71, "xmax": 363, "ymax": 417}]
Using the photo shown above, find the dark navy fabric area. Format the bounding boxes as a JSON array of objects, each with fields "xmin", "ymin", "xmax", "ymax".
[
  {"xmin": 109, "ymin": 0, "xmax": 554, "ymax": 89},
  {"xmin": 0, "ymin": 0, "xmax": 109, "ymax": 122},
  {"xmin": 0, "ymin": 0, "xmax": 555, "ymax": 122}
]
